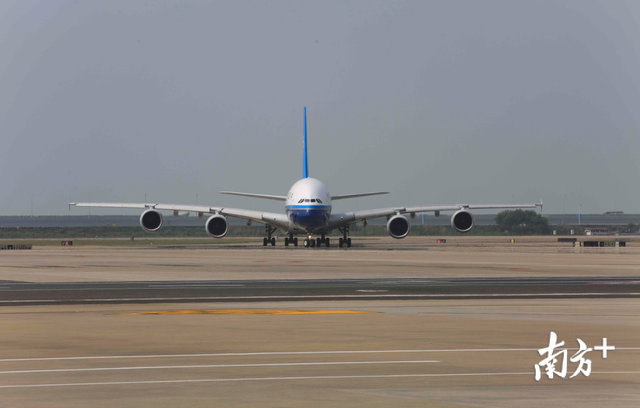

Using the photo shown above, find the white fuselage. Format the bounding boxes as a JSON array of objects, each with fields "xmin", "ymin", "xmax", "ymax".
[{"xmin": 285, "ymin": 178, "xmax": 332, "ymax": 232}]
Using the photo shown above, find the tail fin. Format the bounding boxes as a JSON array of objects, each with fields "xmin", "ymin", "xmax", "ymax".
[{"xmin": 303, "ymin": 107, "xmax": 309, "ymax": 178}]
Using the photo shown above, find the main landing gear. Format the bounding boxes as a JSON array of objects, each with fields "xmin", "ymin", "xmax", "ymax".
[
  {"xmin": 284, "ymin": 234, "xmax": 298, "ymax": 247},
  {"xmin": 338, "ymin": 225, "xmax": 352, "ymax": 248},
  {"xmin": 302, "ymin": 234, "xmax": 330, "ymax": 248},
  {"xmin": 263, "ymin": 225, "xmax": 277, "ymax": 246},
  {"xmin": 264, "ymin": 229, "xmax": 343, "ymax": 249}
]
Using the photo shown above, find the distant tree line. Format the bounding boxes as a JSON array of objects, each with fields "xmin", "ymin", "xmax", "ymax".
[{"xmin": 494, "ymin": 209, "xmax": 551, "ymax": 235}]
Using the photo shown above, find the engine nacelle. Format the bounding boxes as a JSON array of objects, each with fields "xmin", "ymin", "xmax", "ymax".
[
  {"xmin": 387, "ymin": 215, "xmax": 411, "ymax": 239},
  {"xmin": 140, "ymin": 209, "xmax": 163, "ymax": 232},
  {"xmin": 205, "ymin": 215, "xmax": 229, "ymax": 238},
  {"xmin": 451, "ymin": 210, "xmax": 474, "ymax": 233}
]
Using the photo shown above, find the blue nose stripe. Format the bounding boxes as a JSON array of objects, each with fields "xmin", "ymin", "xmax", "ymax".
[
  {"xmin": 287, "ymin": 208, "xmax": 329, "ymax": 229},
  {"xmin": 285, "ymin": 205, "xmax": 331, "ymax": 210}
]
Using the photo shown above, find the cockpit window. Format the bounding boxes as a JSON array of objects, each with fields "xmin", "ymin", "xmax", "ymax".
[
  {"xmin": 304, "ymin": 199, "xmax": 310, "ymax": 202},
  {"xmin": 316, "ymin": 199, "xmax": 322, "ymax": 203},
  {"xmin": 311, "ymin": 199, "xmax": 316, "ymax": 202},
  {"xmin": 298, "ymin": 199, "xmax": 304, "ymax": 203}
]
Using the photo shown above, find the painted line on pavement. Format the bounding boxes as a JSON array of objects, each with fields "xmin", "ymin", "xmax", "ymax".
[
  {"xmin": 1, "ymin": 292, "xmax": 640, "ymax": 303},
  {"xmin": 2, "ymin": 348, "xmax": 637, "ymax": 362},
  {"xmin": 0, "ymin": 360, "xmax": 440, "ymax": 374},
  {"xmin": 2, "ymin": 371, "xmax": 639, "ymax": 389}
]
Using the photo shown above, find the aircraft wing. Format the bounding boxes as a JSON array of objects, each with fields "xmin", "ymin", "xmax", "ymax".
[
  {"xmin": 219, "ymin": 192, "xmax": 287, "ymax": 201},
  {"xmin": 331, "ymin": 192, "xmax": 389, "ymax": 200},
  {"xmin": 69, "ymin": 203, "xmax": 290, "ymax": 229},
  {"xmin": 221, "ymin": 208, "xmax": 289, "ymax": 229},
  {"xmin": 327, "ymin": 203, "xmax": 542, "ymax": 229}
]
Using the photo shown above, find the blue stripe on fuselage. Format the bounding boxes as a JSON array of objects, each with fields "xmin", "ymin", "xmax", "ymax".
[
  {"xmin": 286, "ymin": 206, "xmax": 330, "ymax": 230},
  {"xmin": 285, "ymin": 205, "xmax": 331, "ymax": 210}
]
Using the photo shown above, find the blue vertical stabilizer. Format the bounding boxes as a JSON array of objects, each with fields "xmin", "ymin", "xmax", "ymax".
[{"xmin": 303, "ymin": 107, "xmax": 309, "ymax": 178}]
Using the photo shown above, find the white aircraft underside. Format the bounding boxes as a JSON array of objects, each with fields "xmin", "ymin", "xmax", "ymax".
[{"xmin": 70, "ymin": 108, "xmax": 541, "ymax": 248}]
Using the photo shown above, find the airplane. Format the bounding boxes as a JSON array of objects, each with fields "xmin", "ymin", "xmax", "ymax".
[{"xmin": 70, "ymin": 108, "xmax": 542, "ymax": 248}]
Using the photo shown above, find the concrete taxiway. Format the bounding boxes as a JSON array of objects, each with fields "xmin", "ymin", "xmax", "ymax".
[{"xmin": 0, "ymin": 236, "xmax": 639, "ymax": 282}]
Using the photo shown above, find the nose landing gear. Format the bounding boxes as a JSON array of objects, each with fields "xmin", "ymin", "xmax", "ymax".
[{"xmin": 301, "ymin": 234, "xmax": 331, "ymax": 248}]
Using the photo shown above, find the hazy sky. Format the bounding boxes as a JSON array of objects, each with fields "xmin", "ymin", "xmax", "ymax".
[{"xmin": 1, "ymin": 0, "xmax": 639, "ymax": 216}]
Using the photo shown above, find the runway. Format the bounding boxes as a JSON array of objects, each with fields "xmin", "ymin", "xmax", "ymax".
[
  {"xmin": 1, "ymin": 241, "xmax": 639, "ymax": 406},
  {"xmin": 1, "ymin": 276, "xmax": 639, "ymax": 305},
  {"xmin": 1, "ymin": 298, "xmax": 639, "ymax": 407}
]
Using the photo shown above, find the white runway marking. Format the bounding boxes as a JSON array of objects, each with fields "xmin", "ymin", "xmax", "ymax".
[
  {"xmin": 2, "ymin": 371, "xmax": 639, "ymax": 389},
  {"xmin": 0, "ymin": 349, "xmax": 539, "ymax": 362},
  {"xmin": 0, "ymin": 360, "xmax": 440, "ymax": 374},
  {"xmin": 2, "ymin": 348, "xmax": 637, "ymax": 363},
  {"xmin": 1, "ymin": 292, "xmax": 639, "ymax": 302},
  {"xmin": 0, "ymin": 348, "xmax": 604, "ymax": 362}
]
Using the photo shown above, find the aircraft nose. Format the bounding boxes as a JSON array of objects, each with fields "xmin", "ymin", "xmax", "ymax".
[{"xmin": 290, "ymin": 209, "xmax": 328, "ymax": 229}]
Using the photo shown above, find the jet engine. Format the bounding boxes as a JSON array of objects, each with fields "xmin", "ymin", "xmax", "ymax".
[
  {"xmin": 451, "ymin": 209, "xmax": 474, "ymax": 233},
  {"xmin": 387, "ymin": 215, "xmax": 411, "ymax": 239},
  {"xmin": 140, "ymin": 209, "xmax": 163, "ymax": 232},
  {"xmin": 206, "ymin": 215, "xmax": 229, "ymax": 238}
]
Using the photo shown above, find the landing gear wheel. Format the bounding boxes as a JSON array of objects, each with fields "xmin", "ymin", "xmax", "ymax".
[
  {"xmin": 316, "ymin": 238, "xmax": 321, "ymax": 248},
  {"xmin": 310, "ymin": 239, "xmax": 316, "ymax": 248},
  {"xmin": 339, "ymin": 238, "xmax": 344, "ymax": 248},
  {"xmin": 284, "ymin": 238, "xmax": 289, "ymax": 247},
  {"xmin": 303, "ymin": 239, "xmax": 310, "ymax": 248},
  {"xmin": 325, "ymin": 238, "xmax": 330, "ymax": 248},
  {"xmin": 294, "ymin": 238, "xmax": 298, "ymax": 247},
  {"xmin": 338, "ymin": 225, "xmax": 350, "ymax": 248},
  {"xmin": 264, "ymin": 225, "xmax": 277, "ymax": 248}
]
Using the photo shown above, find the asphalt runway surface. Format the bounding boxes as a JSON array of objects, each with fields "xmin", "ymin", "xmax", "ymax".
[
  {"xmin": 2, "ymin": 298, "xmax": 639, "ymax": 407},
  {"xmin": 1, "ymin": 276, "xmax": 640, "ymax": 306},
  {"xmin": 1, "ymin": 240, "xmax": 639, "ymax": 407}
]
